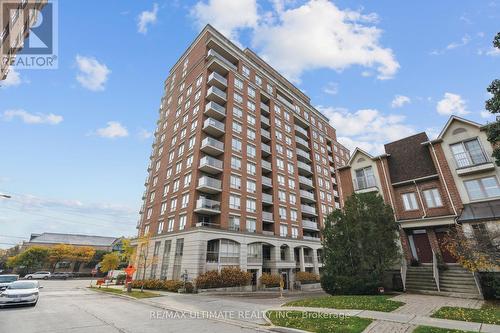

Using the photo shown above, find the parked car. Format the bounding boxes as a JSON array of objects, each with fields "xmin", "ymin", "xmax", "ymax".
[
  {"xmin": 0, "ymin": 275, "xmax": 19, "ymax": 291},
  {"xmin": 49, "ymin": 272, "xmax": 71, "ymax": 280},
  {"xmin": 24, "ymin": 271, "xmax": 51, "ymax": 280},
  {"xmin": 0, "ymin": 280, "xmax": 41, "ymax": 307}
]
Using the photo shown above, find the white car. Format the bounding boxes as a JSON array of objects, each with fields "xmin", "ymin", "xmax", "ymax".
[
  {"xmin": 24, "ymin": 271, "xmax": 51, "ymax": 280},
  {"xmin": 0, "ymin": 280, "xmax": 41, "ymax": 307}
]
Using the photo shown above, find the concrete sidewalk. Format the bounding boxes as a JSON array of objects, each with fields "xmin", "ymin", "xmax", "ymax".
[{"xmin": 269, "ymin": 306, "xmax": 500, "ymax": 333}]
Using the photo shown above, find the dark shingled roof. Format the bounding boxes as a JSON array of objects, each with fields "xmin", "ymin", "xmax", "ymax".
[{"xmin": 384, "ymin": 132, "xmax": 437, "ymax": 184}]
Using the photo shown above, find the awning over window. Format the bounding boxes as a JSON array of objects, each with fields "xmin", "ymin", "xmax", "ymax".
[{"xmin": 457, "ymin": 199, "xmax": 500, "ymax": 223}]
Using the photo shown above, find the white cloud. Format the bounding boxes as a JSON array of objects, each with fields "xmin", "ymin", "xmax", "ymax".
[
  {"xmin": 480, "ymin": 110, "xmax": 494, "ymax": 119},
  {"xmin": 318, "ymin": 106, "xmax": 415, "ymax": 155},
  {"xmin": 75, "ymin": 55, "xmax": 111, "ymax": 91},
  {"xmin": 137, "ymin": 128, "xmax": 153, "ymax": 139},
  {"xmin": 323, "ymin": 82, "xmax": 339, "ymax": 95},
  {"xmin": 2, "ymin": 68, "xmax": 21, "ymax": 87},
  {"xmin": 95, "ymin": 121, "xmax": 129, "ymax": 138},
  {"xmin": 252, "ymin": 0, "xmax": 399, "ymax": 82},
  {"xmin": 486, "ymin": 47, "xmax": 500, "ymax": 56},
  {"xmin": 436, "ymin": 92, "xmax": 469, "ymax": 116},
  {"xmin": 3, "ymin": 109, "xmax": 63, "ymax": 125},
  {"xmin": 137, "ymin": 3, "xmax": 159, "ymax": 34},
  {"xmin": 431, "ymin": 34, "xmax": 471, "ymax": 55},
  {"xmin": 391, "ymin": 95, "xmax": 411, "ymax": 108},
  {"xmin": 191, "ymin": 0, "xmax": 258, "ymax": 42}
]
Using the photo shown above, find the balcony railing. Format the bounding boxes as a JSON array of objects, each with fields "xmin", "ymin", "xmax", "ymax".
[
  {"xmin": 301, "ymin": 204, "xmax": 317, "ymax": 215},
  {"xmin": 295, "ymin": 136, "xmax": 310, "ymax": 149},
  {"xmin": 261, "ymin": 128, "xmax": 271, "ymax": 140},
  {"xmin": 296, "ymin": 148, "xmax": 311, "ymax": 160},
  {"xmin": 300, "ymin": 190, "xmax": 315, "ymax": 201},
  {"xmin": 207, "ymin": 49, "xmax": 238, "ymax": 71},
  {"xmin": 262, "ymin": 193, "xmax": 273, "ymax": 204},
  {"xmin": 454, "ymin": 151, "xmax": 489, "ymax": 169},
  {"xmin": 302, "ymin": 219, "xmax": 318, "ymax": 230},
  {"xmin": 195, "ymin": 198, "xmax": 221, "ymax": 211},
  {"xmin": 262, "ymin": 211, "xmax": 273, "ymax": 221},
  {"xmin": 199, "ymin": 156, "xmax": 223, "ymax": 170},
  {"xmin": 297, "ymin": 161, "xmax": 312, "ymax": 174},
  {"xmin": 262, "ymin": 176, "xmax": 272, "ymax": 187},
  {"xmin": 299, "ymin": 176, "xmax": 313, "ymax": 188},
  {"xmin": 261, "ymin": 115, "xmax": 270, "ymax": 127},
  {"xmin": 203, "ymin": 117, "xmax": 225, "ymax": 133},
  {"xmin": 247, "ymin": 256, "xmax": 262, "ymax": 264},
  {"xmin": 201, "ymin": 137, "xmax": 224, "ymax": 154},
  {"xmin": 262, "ymin": 160, "xmax": 272, "ymax": 171},
  {"xmin": 204, "ymin": 101, "xmax": 226, "ymax": 119},
  {"xmin": 354, "ymin": 175, "xmax": 377, "ymax": 191},
  {"xmin": 206, "ymin": 86, "xmax": 227, "ymax": 103},
  {"xmin": 294, "ymin": 124, "xmax": 308, "ymax": 138},
  {"xmin": 303, "ymin": 235, "xmax": 321, "ymax": 242},
  {"xmin": 261, "ymin": 143, "xmax": 271, "ymax": 155},
  {"xmin": 304, "ymin": 255, "xmax": 314, "ymax": 264},
  {"xmin": 260, "ymin": 103, "xmax": 270, "ymax": 113},
  {"xmin": 198, "ymin": 176, "xmax": 222, "ymax": 190},
  {"xmin": 208, "ymin": 71, "xmax": 227, "ymax": 88}
]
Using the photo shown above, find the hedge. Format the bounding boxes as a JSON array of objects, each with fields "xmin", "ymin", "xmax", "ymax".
[
  {"xmin": 259, "ymin": 273, "xmax": 281, "ymax": 287},
  {"xmin": 195, "ymin": 267, "xmax": 251, "ymax": 289},
  {"xmin": 295, "ymin": 272, "xmax": 320, "ymax": 284},
  {"xmin": 130, "ymin": 279, "xmax": 193, "ymax": 293}
]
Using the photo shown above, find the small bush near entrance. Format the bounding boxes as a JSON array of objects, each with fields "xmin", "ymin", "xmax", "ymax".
[
  {"xmin": 295, "ymin": 272, "xmax": 320, "ymax": 284},
  {"xmin": 195, "ymin": 267, "xmax": 251, "ymax": 289},
  {"xmin": 130, "ymin": 279, "xmax": 194, "ymax": 293},
  {"xmin": 260, "ymin": 273, "xmax": 281, "ymax": 287}
]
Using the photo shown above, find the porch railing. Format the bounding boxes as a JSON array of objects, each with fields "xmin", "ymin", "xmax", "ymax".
[
  {"xmin": 400, "ymin": 255, "xmax": 407, "ymax": 291},
  {"xmin": 432, "ymin": 249, "xmax": 440, "ymax": 292}
]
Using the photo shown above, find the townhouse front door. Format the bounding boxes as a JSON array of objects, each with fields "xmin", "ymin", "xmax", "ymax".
[{"xmin": 412, "ymin": 231, "xmax": 433, "ymax": 263}]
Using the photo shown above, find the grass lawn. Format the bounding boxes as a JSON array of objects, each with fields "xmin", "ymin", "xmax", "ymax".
[
  {"xmin": 266, "ymin": 310, "xmax": 372, "ymax": 333},
  {"xmin": 89, "ymin": 287, "xmax": 161, "ymax": 299},
  {"xmin": 284, "ymin": 295, "xmax": 404, "ymax": 312},
  {"xmin": 413, "ymin": 326, "xmax": 476, "ymax": 333},
  {"xmin": 431, "ymin": 302, "xmax": 500, "ymax": 325}
]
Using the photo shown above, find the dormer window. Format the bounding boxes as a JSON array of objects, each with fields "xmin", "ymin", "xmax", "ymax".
[{"xmin": 354, "ymin": 166, "xmax": 376, "ymax": 190}]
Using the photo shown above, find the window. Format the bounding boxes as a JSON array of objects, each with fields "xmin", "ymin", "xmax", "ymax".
[
  {"xmin": 233, "ymin": 107, "xmax": 243, "ymax": 118},
  {"xmin": 287, "ymin": 163, "xmax": 294, "ymax": 175},
  {"xmin": 247, "ymin": 144, "xmax": 256, "ymax": 158},
  {"xmin": 229, "ymin": 195, "xmax": 241, "ymax": 209},
  {"xmin": 278, "ymin": 190, "xmax": 286, "ymax": 202},
  {"xmin": 181, "ymin": 194, "xmax": 189, "ymax": 208},
  {"xmin": 149, "ymin": 191, "xmax": 155, "ymax": 203},
  {"xmin": 231, "ymin": 156, "xmax": 241, "ymax": 170},
  {"xmin": 450, "ymin": 139, "xmax": 488, "ymax": 168},
  {"xmin": 234, "ymin": 78, "xmax": 243, "ymax": 90},
  {"xmin": 423, "ymin": 188, "xmax": 442, "ymax": 208},
  {"xmin": 242, "ymin": 65, "xmax": 250, "ymax": 77},
  {"xmin": 247, "ymin": 100, "xmax": 256, "ymax": 112},
  {"xmin": 280, "ymin": 225, "xmax": 287, "ymax": 237},
  {"xmin": 160, "ymin": 202, "xmax": 167, "ymax": 215},
  {"xmin": 186, "ymin": 155, "xmax": 193, "ymax": 167},
  {"xmin": 402, "ymin": 193, "xmax": 419, "ymax": 211},
  {"xmin": 354, "ymin": 166, "xmax": 376, "ymax": 190},
  {"xmin": 255, "ymin": 75, "xmax": 262, "ymax": 86},
  {"xmin": 229, "ymin": 216, "xmax": 240, "ymax": 231},
  {"xmin": 157, "ymin": 220, "xmax": 163, "ymax": 234},
  {"xmin": 247, "ymin": 114, "xmax": 256, "ymax": 126},
  {"xmin": 247, "ymin": 180, "xmax": 256, "ymax": 193},
  {"xmin": 279, "ymin": 206, "xmax": 287, "ymax": 219},
  {"xmin": 232, "ymin": 121, "xmax": 242, "ymax": 134},
  {"xmin": 179, "ymin": 215, "xmax": 187, "ymax": 230},
  {"xmin": 288, "ymin": 179, "xmax": 296, "ymax": 189},
  {"xmin": 168, "ymin": 218, "xmax": 174, "ymax": 232},
  {"xmin": 232, "ymin": 137, "xmax": 242, "ymax": 152},
  {"xmin": 290, "ymin": 209, "xmax": 297, "ymax": 221},
  {"xmin": 277, "ymin": 158, "xmax": 284, "ymax": 170},
  {"xmin": 170, "ymin": 198, "xmax": 177, "ymax": 210},
  {"xmin": 246, "ymin": 199, "xmax": 256, "ymax": 213},
  {"xmin": 247, "ymin": 162, "xmax": 256, "ymax": 175},
  {"xmin": 464, "ymin": 176, "xmax": 500, "ymax": 201},
  {"xmin": 277, "ymin": 174, "xmax": 285, "ymax": 186},
  {"xmin": 289, "ymin": 193, "xmax": 296, "ymax": 205},
  {"xmin": 230, "ymin": 175, "xmax": 241, "ymax": 189},
  {"xmin": 173, "ymin": 179, "xmax": 179, "ymax": 192},
  {"xmin": 247, "ymin": 86, "xmax": 255, "ymax": 99},
  {"xmin": 234, "ymin": 93, "xmax": 243, "ymax": 104},
  {"xmin": 247, "ymin": 129, "xmax": 256, "ymax": 141},
  {"xmin": 246, "ymin": 219, "xmax": 256, "ymax": 232},
  {"xmin": 291, "ymin": 227, "xmax": 298, "ymax": 239}
]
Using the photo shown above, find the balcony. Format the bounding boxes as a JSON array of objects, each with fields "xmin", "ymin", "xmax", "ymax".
[
  {"xmin": 295, "ymin": 136, "xmax": 310, "ymax": 150},
  {"xmin": 197, "ymin": 176, "xmax": 222, "ymax": 194},
  {"xmin": 262, "ymin": 211, "xmax": 274, "ymax": 222},
  {"xmin": 457, "ymin": 161, "xmax": 496, "ymax": 176},
  {"xmin": 354, "ymin": 176, "xmax": 378, "ymax": 193},
  {"xmin": 301, "ymin": 204, "xmax": 317, "ymax": 217},
  {"xmin": 262, "ymin": 193, "xmax": 273, "ymax": 205},
  {"xmin": 296, "ymin": 148, "xmax": 311, "ymax": 162},
  {"xmin": 454, "ymin": 149, "xmax": 495, "ymax": 176},
  {"xmin": 302, "ymin": 219, "xmax": 319, "ymax": 231},
  {"xmin": 300, "ymin": 190, "xmax": 316, "ymax": 203},
  {"xmin": 330, "ymin": 166, "xmax": 336, "ymax": 174},
  {"xmin": 206, "ymin": 49, "xmax": 238, "ymax": 72},
  {"xmin": 207, "ymin": 71, "xmax": 227, "ymax": 90},
  {"xmin": 201, "ymin": 137, "xmax": 224, "ymax": 156},
  {"xmin": 206, "ymin": 86, "xmax": 227, "ymax": 104},
  {"xmin": 204, "ymin": 101, "xmax": 226, "ymax": 120},
  {"xmin": 260, "ymin": 103, "xmax": 270, "ymax": 114},
  {"xmin": 261, "ymin": 128, "xmax": 271, "ymax": 142},
  {"xmin": 303, "ymin": 235, "xmax": 321, "ymax": 242},
  {"xmin": 262, "ymin": 231, "xmax": 274, "ymax": 236},
  {"xmin": 261, "ymin": 143, "xmax": 271, "ymax": 156},
  {"xmin": 194, "ymin": 198, "xmax": 221, "ymax": 215},
  {"xmin": 328, "ymin": 156, "xmax": 334, "ymax": 164},
  {"xmin": 297, "ymin": 161, "xmax": 313, "ymax": 175},
  {"xmin": 262, "ymin": 160, "xmax": 272, "ymax": 172},
  {"xmin": 262, "ymin": 176, "xmax": 272, "ymax": 188},
  {"xmin": 294, "ymin": 125, "xmax": 309, "ymax": 139},
  {"xmin": 203, "ymin": 118, "xmax": 225, "ymax": 137},
  {"xmin": 261, "ymin": 115, "xmax": 270, "ymax": 128},
  {"xmin": 199, "ymin": 156, "xmax": 223, "ymax": 174},
  {"xmin": 299, "ymin": 176, "xmax": 314, "ymax": 189}
]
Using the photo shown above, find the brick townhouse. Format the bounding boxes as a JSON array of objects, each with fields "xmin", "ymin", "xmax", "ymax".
[{"xmin": 338, "ymin": 116, "xmax": 499, "ymax": 298}]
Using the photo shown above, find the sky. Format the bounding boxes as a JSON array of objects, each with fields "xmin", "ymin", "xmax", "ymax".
[{"xmin": 0, "ymin": 0, "xmax": 499, "ymax": 248}]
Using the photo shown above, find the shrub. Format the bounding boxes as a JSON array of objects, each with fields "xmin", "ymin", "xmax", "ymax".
[
  {"xmin": 479, "ymin": 272, "xmax": 499, "ymax": 300},
  {"xmin": 195, "ymin": 267, "xmax": 251, "ymax": 289},
  {"xmin": 295, "ymin": 272, "xmax": 320, "ymax": 284},
  {"xmin": 116, "ymin": 274, "xmax": 126, "ymax": 285},
  {"xmin": 259, "ymin": 273, "xmax": 281, "ymax": 287},
  {"xmin": 130, "ymin": 279, "xmax": 190, "ymax": 292}
]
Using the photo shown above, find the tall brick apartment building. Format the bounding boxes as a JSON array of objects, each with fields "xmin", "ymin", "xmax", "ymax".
[
  {"xmin": 339, "ymin": 116, "xmax": 499, "ymax": 298},
  {"xmin": 0, "ymin": 0, "xmax": 47, "ymax": 80},
  {"xmin": 134, "ymin": 25, "xmax": 349, "ymax": 287}
]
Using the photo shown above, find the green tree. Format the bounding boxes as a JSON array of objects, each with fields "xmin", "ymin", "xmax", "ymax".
[
  {"xmin": 119, "ymin": 238, "xmax": 135, "ymax": 264},
  {"xmin": 48, "ymin": 244, "xmax": 77, "ymax": 272},
  {"xmin": 321, "ymin": 193, "xmax": 399, "ymax": 295},
  {"xmin": 85, "ymin": 250, "xmax": 110, "ymax": 268},
  {"xmin": 7, "ymin": 246, "xmax": 50, "ymax": 273},
  {"xmin": 485, "ymin": 32, "xmax": 500, "ymax": 165},
  {"xmin": 99, "ymin": 252, "xmax": 120, "ymax": 273},
  {"xmin": 0, "ymin": 245, "xmax": 20, "ymax": 271}
]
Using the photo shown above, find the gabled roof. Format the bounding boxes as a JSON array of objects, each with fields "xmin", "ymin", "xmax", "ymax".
[
  {"xmin": 437, "ymin": 115, "xmax": 484, "ymax": 140},
  {"xmin": 28, "ymin": 233, "xmax": 120, "ymax": 247},
  {"xmin": 344, "ymin": 148, "xmax": 374, "ymax": 166}
]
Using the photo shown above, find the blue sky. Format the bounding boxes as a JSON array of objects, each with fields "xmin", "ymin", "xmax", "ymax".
[{"xmin": 0, "ymin": 0, "xmax": 499, "ymax": 247}]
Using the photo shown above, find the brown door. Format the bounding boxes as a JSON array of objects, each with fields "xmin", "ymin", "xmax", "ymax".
[
  {"xmin": 413, "ymin": 232, "xmax": 433, "ymax": 263},
  {"xmin": 435, "ymin": 231, "xmax": 457, "ymax": 263}
]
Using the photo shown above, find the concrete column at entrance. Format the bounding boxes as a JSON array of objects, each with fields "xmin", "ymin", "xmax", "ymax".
[
  {"xmin": 312, "ymin": 249, "xmax": 319, "ymax": 275},
  {"xmin": 299, "ymin": 247, "xmax": 305, "ymax": 272},
  {"xmin": 256, "ymin": 267, "xmax": 262, "ymax": 288},
  {"xmin": 270, "ymin": 246, "xmax": 280, "ymax": 274},
  {"xmin": 240, "ymin": 242, "xmax": 248, "ymax": 271}
]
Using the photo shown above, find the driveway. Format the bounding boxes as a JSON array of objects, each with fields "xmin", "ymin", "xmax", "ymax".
[{"xmin": 0, "ymin": 279, "xmax": 270, "ymax": 333}]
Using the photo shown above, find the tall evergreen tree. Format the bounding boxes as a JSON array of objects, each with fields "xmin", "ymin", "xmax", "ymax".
[
  {"xmin": 321, "ymin": 193, "xmax": 400, "ymax": 295},
  {"xmin": 485, "ymin": 32, "xmax": 500, "ymax": 165}
]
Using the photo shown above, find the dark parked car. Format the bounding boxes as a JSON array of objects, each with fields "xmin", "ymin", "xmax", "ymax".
[
  {"xmin": 49, "ymin": 272, "xmax": 71, "ymax": 280},
  {"xmin": 0, "ymin": 275, "xmax": 19, "ymax": 291}
]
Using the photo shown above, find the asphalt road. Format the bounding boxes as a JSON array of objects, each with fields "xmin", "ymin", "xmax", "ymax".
[{"xmin": 0, "ymin": 280, "xmax": 270, "ymax": 333}]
